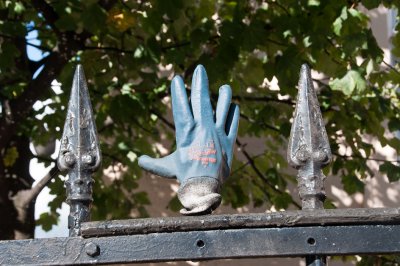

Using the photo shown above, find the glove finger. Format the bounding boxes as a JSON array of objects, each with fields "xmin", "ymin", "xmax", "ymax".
[
  {"xmin": 190, "ymin": 65, "xmax": 214, "ymax": 124},
  {"xmin": 226, "ymin": 104, "xmax": 240, "ymax": 143},
  {"xmin": 215, "ymin": 85, "xmax": 232, "ymax": 130},
  {"xmin": 171, "ymin": 76, "xmax": 194, "ymax": 142},
  {"xmin": 225, "ymin": 104, "xmax": 240, "ymax": 166},
  {"xmin": 138, "ymin": 154, "xmax": 177, "ymax": 179}
]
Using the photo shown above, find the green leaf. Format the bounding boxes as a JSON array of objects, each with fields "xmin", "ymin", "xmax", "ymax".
[
  {"xmin": 348, "ymin": 9, "xmax": 365, "ymax": 20},
  {"xmin": 82, "ymin": 4, "xmax": 107, "ymax": 33},
  {"xmin": 329, "ymin": 70, "xmax": 366, "ymax": 97},
  {"xmin": 388, "ymin": 119, "xmax": 400, "ymax": 132},
  {"xmin": 167, "ymin": 195, "xmax": 183, "ymax": 212},
  {"xmin": 342, "ymin": 175, "xmax": 364, "ymax": 194},
  {"xmin": 133, "ymin": 191, "xmax": 151, "ymax": 205},
  {"xmin": 387, "ymin": 138, "xmax": 400, "ymax": 150},
  {"xmin": 271, "ymin": 192, "xmax": 291, "ymax": 210},
  {"xmin": 241, "ymin": 56, "xmax": 265, "ymax": 87},
  {"xmin": 307, "ymin": 0, "xmax": 320, "ymax": 6},
  {"xmin": 333, "ymin": 17, "xmax": 343, "ymax": 36},
  {"xmin": 365, "ymin": 59, "xmax": 374, "ymax": 76},
  {"xmin": 0, "ymin": 42, "xmax": 20, "ymax": 69},
  {"xmin": 13, "ymin": 2, "xmax": 25, "ymax": 14},
  {"xmin": 36, "ymin": 212, "xmax": 59, "ymax": 232},
  {"xmin": 323, "ymin": 198, "xmax": 337, "ymax": 209},
  {"xmin": 332, "ymin": 158, "xmax": 343, "ymax": 176},
  {"xmin": 361, "ymin": 0, "xmax": 381, "ymax": 9},
  {"xmin": 332, "ymin": 6, "xmax": 347, "ymax": 36},
  {"xmin": 379, "ymin": 162, "xmax": 400, "ymax": 182}
]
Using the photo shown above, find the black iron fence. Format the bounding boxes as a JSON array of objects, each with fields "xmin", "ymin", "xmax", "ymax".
[{"xmin": 1, "ymin": 64, "xmax": 399, "ymax": 265}]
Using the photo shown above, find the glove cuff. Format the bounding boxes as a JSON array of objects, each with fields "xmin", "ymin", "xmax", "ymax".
[{"xmin": 178, "ymin": 176, "xmax": 221, "ymax": 215}]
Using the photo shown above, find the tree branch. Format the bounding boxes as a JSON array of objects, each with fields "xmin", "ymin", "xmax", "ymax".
[
  {"xmin": 383, "ymin": 60, "xmax": 400, "ymax": 75},
  {"xmin": 333, "ymin": 152, "xmax": 400, "ymax": 164},
  {"xmin": 26, "ymin": 42, "xmax": 52, "ymax": 52},
  {"xmin": 150, "ymin": 109, "xmax": 175, "ymax": 130},
  {"xmin": 240, "ymin": 113, "xmax": 280, "ymax": 132},
  {"xmin": 209, "ymin": 91, "xmax": 295, "ymax": 106},
  {"xmin": 24, "ymin": 166, "xmax": 59, "ymax": 205},
  {"xmin": 103, "ymin": 152, "xmax": 124, "ymax": 164},
  {"xmin": 0, "ymin": 33, "xmax": 52, "ymax": 52},
  {"xmin": 84, "ymin": 46, "xmax": 135, "ymax": 54},
  {"xmin": 236, "ymin": 138, "xmax": 301, "ymax": 209},
  {"xmin": 235, "ymin": 95, "xmax": 295, "ymax": 105},
  {"xmin": 161, "ymin": 41, "xmax": 191, "ymax": 51},
  {"xmin": 231, "ymin": 152, "xmax": 267, "ymax": 175},
  {"xmin": 265, "ymin": 1, "xmax": 291, "ymax": 16}
]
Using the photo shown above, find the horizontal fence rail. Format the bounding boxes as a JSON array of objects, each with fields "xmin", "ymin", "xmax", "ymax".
[
  {"xmin": 2, "ymin": 223, "xmax": 400, "ymax": 265},
  {"xmin": 81, "ymin": 208, "xmax": 400, "ymax": 237},
  {"xmin": 2, "ymin": 208, "xmax": 400, "ymax": 265}
]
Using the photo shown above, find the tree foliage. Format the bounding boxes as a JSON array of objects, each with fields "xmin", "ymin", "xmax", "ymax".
[{"xmin": 1, "ymin": 0, "xmax": 400, "ymax": 253}]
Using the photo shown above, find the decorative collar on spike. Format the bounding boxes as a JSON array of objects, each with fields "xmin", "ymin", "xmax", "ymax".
[{"xmin": 57, "ymin": 65, "xmax": 101, "ymax": 175}]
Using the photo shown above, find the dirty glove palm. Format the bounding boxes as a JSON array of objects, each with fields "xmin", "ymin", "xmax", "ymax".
[{"xmin": 139, "ymin": 65, "xmax": 239, "ymax": 215}]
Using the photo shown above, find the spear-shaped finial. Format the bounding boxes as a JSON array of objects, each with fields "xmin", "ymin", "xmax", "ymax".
[
  {"xmin": 57, "ymin": 65, "xmax": 101, "ymax": 236},
  {"xmin": 287, "ymin": 64, "xmax": 331, "ymax": 210}
]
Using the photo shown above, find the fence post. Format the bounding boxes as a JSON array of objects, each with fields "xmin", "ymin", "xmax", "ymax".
[
  {"xmin": 57, "ymin": 65, "xmax": 101, "ymax": 237},
  {"xmin": 288, "ymin": 64, "xmax": 332, "ymax": 265}
]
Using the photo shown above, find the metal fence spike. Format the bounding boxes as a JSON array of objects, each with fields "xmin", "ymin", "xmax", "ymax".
[
  {"xmin": 287, "ymin": 64, "xmax": 331, "ymax": 210},
  {"xmin": 57, "ymin": 65, "xmax": 101, "ymax": 236}
]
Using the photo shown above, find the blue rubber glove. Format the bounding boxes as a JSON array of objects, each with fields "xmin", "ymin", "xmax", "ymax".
[{"xmin": 139, "ymin": 65, "xmax": 239, "ymax": 215}]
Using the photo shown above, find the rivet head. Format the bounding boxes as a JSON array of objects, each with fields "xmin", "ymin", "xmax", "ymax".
[
  {"xmin": 295, "ymin": 148, "xmax": 310, "ymax": 162},
  {"xmin": 82, "ymin": 154, "xmax": 94, "ymax": 165},
  {"xmin": 85, "ymin": 242, "xmax": 100, "ymax": 257},
  {"xmin": 64, "ymin": 153, "xmax": 76, "ymax": 166}
]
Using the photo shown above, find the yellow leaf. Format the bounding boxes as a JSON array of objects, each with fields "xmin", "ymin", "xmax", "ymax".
[
  {"xmin": 107, "ymin": 8, "xmax": 136, "ymax": 32},
  {"xmin": 3, "ymin": 146, "xmax": 18, "ymax": 167}
]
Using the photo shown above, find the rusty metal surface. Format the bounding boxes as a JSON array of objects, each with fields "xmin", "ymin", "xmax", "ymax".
[
  {"xmin": 57, "ymin": 65, "xmax": 101, "ymax": 236},
  {"xmin": 2, "ymin": 225, "xmax": 400, "ymax": 265},
  {"xmin": 81, "ymin": 208, "xmax": 400, "ymax": 237}
]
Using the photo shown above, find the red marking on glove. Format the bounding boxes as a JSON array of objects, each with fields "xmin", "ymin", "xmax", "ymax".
[{"xmin": 188, "ymin": 141, "xmax": 217, "ymax": 166}]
